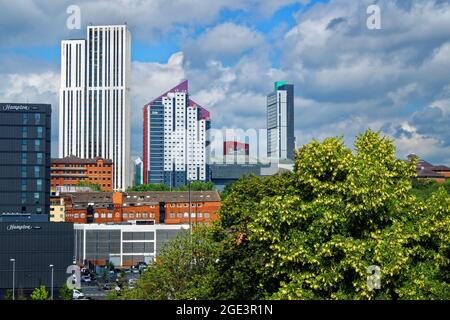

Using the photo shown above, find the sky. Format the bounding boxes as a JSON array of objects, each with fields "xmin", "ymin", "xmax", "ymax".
[{"xmin": 0, "ymin": 0, "xmax": 449, "ymax": 164}]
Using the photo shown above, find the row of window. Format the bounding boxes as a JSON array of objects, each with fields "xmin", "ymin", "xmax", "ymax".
[
  {"xmin": 169, "ymin": 212, "xmax": 210, "ymax": 219},
  {"xmin": 169, "ymin": 203, "xmax": 203, "ymax": 208}
]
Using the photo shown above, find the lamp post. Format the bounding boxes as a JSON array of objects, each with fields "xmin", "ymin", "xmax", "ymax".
[
  {"xmin": 49, "ymin": 264, "xmax": 54, "ymax": 300},
  {"xmin": 10, "ymin": 258, "xmax": 15, "ymax": 300},
  {"xmin": 188, "ymin": 174, "xmax": 192, "ymax": 242}
]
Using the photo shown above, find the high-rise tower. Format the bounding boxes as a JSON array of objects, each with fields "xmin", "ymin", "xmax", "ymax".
[
  {"xmin": 267, "ymin": 81, "xmax": 295, "ymax": 160},
  {"xmin": 59, "ymin": 25, "xmax": 131, "ymax": 191},
  {"xmin": 143, "ymin": 80, "xmax": 211, "ymax": 188}
]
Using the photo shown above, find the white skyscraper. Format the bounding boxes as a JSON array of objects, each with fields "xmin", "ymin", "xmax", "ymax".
[{"xmin": 59, "ymin": 25, "xmax": 131, "ymax": 190}]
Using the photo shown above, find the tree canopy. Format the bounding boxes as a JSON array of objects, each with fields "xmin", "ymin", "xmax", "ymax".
[{"xmin": 119, "ymin": 130, "xmax": 450, "ymax": 300}]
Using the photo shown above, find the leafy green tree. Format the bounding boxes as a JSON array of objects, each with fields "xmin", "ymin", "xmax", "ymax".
[
  {"xmin": 58, "ymin": 283, "xmax": 73, "ymax": 300},
  {"xmin": 117, "ymin": 130, "xmax": 450, "ymax": 300},
  {"xmin": 30, "ymin": 285, "xmax": 49, "ymax": 300}
]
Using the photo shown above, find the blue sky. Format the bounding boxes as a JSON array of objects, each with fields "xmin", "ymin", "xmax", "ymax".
[{"xmin": 0, "ymin": 0, "xmax": 449, "ymax": 164}]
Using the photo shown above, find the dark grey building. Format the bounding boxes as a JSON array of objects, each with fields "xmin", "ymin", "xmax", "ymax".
[
  {"xmin": 0, "ymin": 222, "xmax": 74, "ymax": 296},
  {"xmin": 211, "ymin": 163, "xmax": 271, "ymax": 191},
  {"xmin": 0, "ymin": 103, "xmax": 51, "ymax": 222},
  {"xmin": 267, "ymin": 82, "xmax": 295, "ymax": 160}
]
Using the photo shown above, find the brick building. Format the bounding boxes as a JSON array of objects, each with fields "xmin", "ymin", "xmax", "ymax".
[
  {"xmin": 63, "ymin": 191, "xmax": 221, "ymax": 224},
  {"xmin": 51, "ymin": 156, "xmax": 113, "ymax": 192}
]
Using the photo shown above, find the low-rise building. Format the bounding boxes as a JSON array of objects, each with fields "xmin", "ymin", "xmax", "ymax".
[
  {"xmin": 50, "ymin": 197, "xmax": 65, "ymax": 222},
  {"xmin": 63, "ymin": 191, "xmax": 221, "ymax": 225},
  {"xmin": 74, "ymin": 222, "xmax": 188, "ymax": 267},
  {"xmin": 51, "ymin": 156, "xmax": 113, "ymax": 192},
  {"xmin": 408, "ymin": 154, "xmax": 450, "ymax": 183}
]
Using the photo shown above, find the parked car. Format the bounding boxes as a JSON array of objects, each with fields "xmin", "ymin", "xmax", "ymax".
[
  {"xmin": 73, "ymin": 289, "xmax": 85, "ymax": 300},
  {"xmin": 81, "ymin": 275, "xmax": 92, "ymax": 283},
  {"xmin": 132, "ymin": 267, "xmax": 140, "ymax": 274},
  {"xmin": 123, "ymin": 269, "xmax": 131, "ymax": 274},
  {"xmin": 103, "ymin": 283, "xmax": 112, "ymax": 291}
]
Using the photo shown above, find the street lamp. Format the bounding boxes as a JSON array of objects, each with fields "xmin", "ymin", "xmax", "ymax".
[
  {"xmin": 10, "ymin": 258, "xmax": 15, "ymax": 300},
  {"xmin": 188, "ymin": 174, "xmax": 192, "ymax": 242},
  {"xmin": 49, "ymin": 264, "xmax": 54, "ymax": 300}
]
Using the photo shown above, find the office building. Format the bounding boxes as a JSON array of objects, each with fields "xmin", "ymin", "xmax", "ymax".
[
  {"xmin": 0, "ymin": 222, "xmax": 74, "ymax": 297},
  {"xmin": 267, "ymin": 81, "xmax": 295, "ymax": 160},
  {"xmin": 59, "ymin": 25, "xmax": 131, "ymax": 191},
  {"xmin": 74, "ymin": 223, "xmax": 189, "ymax": 267},
  {"xmin": 51, "ymin": 156, "xmax": 113, "ymax": 191},
  {"xmin": 0, "ymin": 103, "xmax": 51, "ymax": 221},
  {"xmin": 63, "ymin": 190, "xmax": 221, "ymax": 224},
  {"xmin": 143, "ymin": 80, "xmax": 211, "ymax": 188}
]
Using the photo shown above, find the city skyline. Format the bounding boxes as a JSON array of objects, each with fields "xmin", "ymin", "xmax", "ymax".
[{"xmin": 0, "ymin": 1, "xmax": 449, "ymax": 165}]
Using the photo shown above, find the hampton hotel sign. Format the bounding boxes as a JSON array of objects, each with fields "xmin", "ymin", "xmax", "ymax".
[
  {"xmin": 1, "ymin": 104, "xmax": 39, "ymax": 112},
  {"xmin": 5, "ymin": 224, "xmax": 41, "ymax": 231}
]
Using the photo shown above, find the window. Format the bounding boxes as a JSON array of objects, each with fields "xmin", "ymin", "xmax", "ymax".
[
  {"xmin": 170, "ymin": 213, "xmax": 175, "ymax": 219},
  {"xmin": 36, "ymin": 179, "xmax": 43, "ymax": 191},
  {"xmin": 191, "ymin": 212, "xmax": 195, "ymax": 218},
  {"xmin": 34, "ymin": 113, "xmax": 41, "ymax": 124},
  {"xmin": 184, "ymin": 212, "xmax": 188, "ymax": 218},
  {"xmin": 21, "ymin": 180, "xmax": 27, "ymax": 191},
  {"xmin": 34, "ymin": 193, "xmax": 40, "ymax": 204},
  {"xmin": 22, "ymin": 113, "xmax": 28, "ymax": 124},
  {"xmin": 37, "ymin": 127, "xmax": 43, "ymax": 138},
  {"xmin": 81, "ymin": 214, "xmax": 85, "ymax": 218},
  {"xmin": 142, "ymin": 213, "xmax": 147, "ymax": 219},
  {"xmin": 205, "ymin": 212, "xmax": 210, "ymax": 218},
  {"xmin": 107, "ymin": 213, "xmax": 112, "ymax": 218},
  {"xmin": 21, "ymin": 193, "xmax": 27, "ymax": 204},
  {"xmin": 74, "ymin": 214, "xmax": 79, "ymax": 219},
  {"xmin": 177, "ymin": 213, "xmax": 182, "ymax": 218},
  {"xmin": 22, "ymin": 140, "xmax": 27, "ymax": 151},
  {"xmin": 22, "ymin": 127, "xmax": 27, "ymax": 138},
  {"xmin": 36, "ymin": 153, "xmax": 43, "ymax": 165},
  {"xmin": 149, "ymin": 213, "xmax": 154, "ymax": 218},
  {"xmin": 94, "ymin": 213, "xmax": 99, "ymax": 218},
  {"xmin": 21, "ymin": 153, "xmax": 27, "ymax": 165},
  {"xmin": 34, "ymin": 166, "xmax": 40, "ymax": 177},
  {"xmin": 21, "ymin": 167, "xmax": 27, "ymax": 178},
  {"xmin": 198, "ymin": 212, "xmax": 203, "ymax": 218},
  {"xmin": 36, "ymin": 207, "xmax": 42, "ymax": 214},
  {"xmin": 101, "ymin": 213, "xmax": 106, "ymax": 218},
  {"xmin": 123, "ymin": 213, "xmax": 128, "ymax": 218},
  {"xmin": 129, "ymin": 213, "xmax": 134, "ymax": 219},
  {"xmin": 34, "ymin": 140, "xmax": 40, "ymax": 151}
]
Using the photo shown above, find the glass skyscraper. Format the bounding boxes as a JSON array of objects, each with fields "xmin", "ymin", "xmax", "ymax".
[{"xmin": 267, "ymin": 81, "xmax": 295, "ymax": 160}]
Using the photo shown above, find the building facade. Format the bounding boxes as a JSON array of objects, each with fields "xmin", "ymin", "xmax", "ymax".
[
  {"xmin": 408, "ymin": 154, "xmax": 450, "ymax": 183},
  {"xmin": 224, "ymin": 141, "xmax": 249, "ymax": 156},
  {"xmin": 267, "ymin": 81, "xmax": 295, "ymax": 160},
  {"xmin": 0, "ymin": 103, "xmax": 51, "ymax": 221},
  {"xmin": 51, "ymin": 156, "xmax": 113, "ymax": 191},
  {"xmin": 63, "ymin": 191, "xmax": 221, "ymax": 225},
  {"xmin": 143, "ymin": 80, "xmax": 211, "ymax": 188},
  {"xmin": 74, "ymin": 223, "xmax": 189, "ymax": 267},
  {"xmin": 59, "ymin": 25, "xmax": 131, "ymax": 191},
  {"xmin": 50, "ymin": 197, "xmax": 66, "ymax": 222},
  {"xmin": 0, "ymin": 222, "xmax": 74, "ymax": 295}
]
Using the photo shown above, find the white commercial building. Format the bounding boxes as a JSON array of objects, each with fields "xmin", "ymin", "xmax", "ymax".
[
  {"xmin": 74, "ymin": 223, "xmax": 189, "ymax": 267},
  {"xmin": 59, "ymin": 25, "xmax": 132, "ymax": 191}
]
